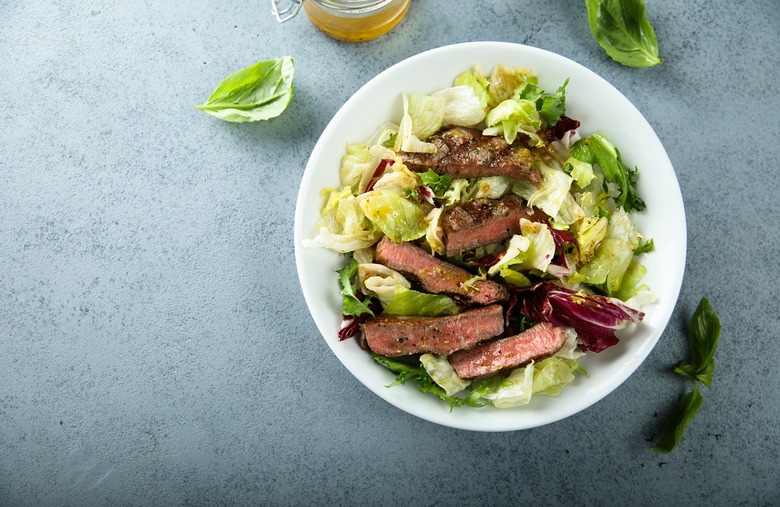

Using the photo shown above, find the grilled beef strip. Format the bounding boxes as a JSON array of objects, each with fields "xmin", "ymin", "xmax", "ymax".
[
  {"xmin": 362, "ymin": 304, "xmax": 505, "ymax": 357},
  {"xmin": 448, "ymin": 322, "xmax": 568, "ymax": 379},
  {"xmin": 374, "ymin": 236, "xmax": 509, "ymax": 306},
  {"xmin": 398, "ymin": 127, "xmax": 540, "ymax": 185},
  {"xmin": 442, "ymin": 195, "xmax": 550, "ymax": 257}
]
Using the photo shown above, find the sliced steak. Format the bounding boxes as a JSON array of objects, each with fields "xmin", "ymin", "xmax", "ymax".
[
  {"xmin": 449, "ymin": 322, "xmax": 568, "ymax": 379},
  {"xmin": 374, "ymin": 237, "xmax": 509, "ymax": 306},
  {"xmin": 362, "ymin": 304, "xmax": 505, "ymax": 356},
  {"xmin": 398, "ymin": 127, "xmax": 540, "ymax": 184},
  {"xmin": 442, "ymin": 195, "xmax": 550, "ymax": 257}
]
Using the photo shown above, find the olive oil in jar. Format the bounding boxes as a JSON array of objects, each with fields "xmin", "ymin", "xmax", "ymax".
[{"xmin": 272, "ymin": 0, "xmax": 411, "ymax": 43}]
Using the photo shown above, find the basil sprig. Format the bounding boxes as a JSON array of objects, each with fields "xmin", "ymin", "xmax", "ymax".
[
  {"xmin": 586, "ymin": 0, "xmax": 662, "ymax": 67},
  {"xmin": 196, "ymin": 56, "xmax": 294, "ymax": 122},
  {"xmin": 651, "ymin": 298, "xmax": 721, "ymax": 453}
]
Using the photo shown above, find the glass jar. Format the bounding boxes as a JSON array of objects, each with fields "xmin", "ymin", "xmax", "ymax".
[{"xmin": 271, "ymin": 0, "xmax": 411, "ymax": 43}]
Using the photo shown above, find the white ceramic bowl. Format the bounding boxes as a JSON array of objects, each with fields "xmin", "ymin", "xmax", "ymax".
[{"xmin": 294, "ymin": 42, "xmax": 686, "ymax": 431}]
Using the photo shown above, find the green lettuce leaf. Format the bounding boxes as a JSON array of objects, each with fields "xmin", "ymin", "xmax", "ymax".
[
  {"xmin": 357, "ymin": 189, "xmax": 427, "ymax": 242},
  {"xmin": 515, "ymin": 76, "xmax": 570, "ymax": 127},
  {"xmin": 453, "ymin": 69, "xmax": 490, "ymax": 110},
  {"xmin": 483, "ymin": 99, "xmax": 544, "ymax": 146},
  {"xmin": 372, "ymin": 354, "xmax": 470, "ymax": 410},
  {"xmin": 382, "ymin": 286, "xmax": 459, "ymax": 317},
  {"xmin": 420, "ymin": 354, "xmax": 471, "ymax": 396},
  {"xmin": 196, "ymin": 56, "xmax": 294, "ymax": 122},
  {"xmin": 532, "ymin": 356, "xmax": 579, "ymax": 396},
  {"xmin": 483, "ymin": 365, "xmax": 535, "ymax": 408},
  {"xmin": 570, "ymin": 134, "xmax": 646, "ymax": 212},
  {"xmin": 304, "ymin": 187, "xmax": 383, "ymax": 253},
  {"xmin": 336, "ymin": 257, "xmax": 374, "ymax": 317}
]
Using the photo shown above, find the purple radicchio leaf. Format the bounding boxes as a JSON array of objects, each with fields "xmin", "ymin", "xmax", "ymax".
[{"xmin": 513, "ymin": 281, "xmax": 644, "ymax": 352}]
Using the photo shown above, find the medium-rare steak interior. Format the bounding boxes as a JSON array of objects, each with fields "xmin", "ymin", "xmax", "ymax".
[
  {"xmin": 374, "ymin": 236, "xmax": 509, "ymax": 306},
  {"xmin": 362, "ymin": 304, "xmax": 505, "ymax": 356}
]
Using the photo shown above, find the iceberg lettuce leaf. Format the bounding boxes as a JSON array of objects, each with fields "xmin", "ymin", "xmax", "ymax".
[
  {"xmin": 357, "ymin": 189, "xmax": 428, "ymax": 242},
  {"xmin": 420, "ymin": 354, "xmax": 471, "ymax": 396},
  {"xmin": 304, "ymin": 187, "xmax": 383, "ymax": 253},
  {"xmin": 382, "ymin": 285, "xmax": 460, "ymax": 317}
]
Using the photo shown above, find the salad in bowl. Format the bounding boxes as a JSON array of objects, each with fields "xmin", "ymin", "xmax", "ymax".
[{"xmin": 294, "ymin": 42, "xmax": 685, "ymax": 431}]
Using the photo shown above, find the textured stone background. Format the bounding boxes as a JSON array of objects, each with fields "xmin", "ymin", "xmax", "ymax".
[{"xmin": 1, "ymin": 0, "xmax": 778, "ymax": 505}]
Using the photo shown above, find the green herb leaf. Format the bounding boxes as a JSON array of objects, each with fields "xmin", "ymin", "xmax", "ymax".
[
  {"xmin": 419, "ymin": 169, "xmax": 453, "ymax": 197},
  {"xmin": 635, "ymin": 238, "xmax": 655, "ymax": 255},
  {"xmin": 687, "ymin": 297, "xmax": 722, "ymax": 372},
  {"xmin": 570, "ymin": 134, "xmax": 646, "ymax": 212},
  {"xmin": 651, "ymin": 385, "xmax": 703, "ymax": 453},
  {"xmin": 674, "ymin": 359, "xmax": 715, "ymax": 388},
  {"xmin": 674, "ymin": 297, "xmax": 721, "ymax": 388},
  {"xmin": 585, "ymin": 0, "xmax": 662, "ymax": 68},
  {"xmin": 196, "ymin": 56, "xmax": 294, "ymax": 122},
  {"xmin": 372, "ymin": 354, "xmax": 466, "ymax": 410},
  {"xmin": 336, "ymin": 257, "xmax": 374, "ymax": 318}
]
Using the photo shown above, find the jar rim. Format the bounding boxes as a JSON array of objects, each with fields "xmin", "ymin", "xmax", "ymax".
[{"xmin": 310, "ymin": 0, "xmax": 398, "ymax": 14}]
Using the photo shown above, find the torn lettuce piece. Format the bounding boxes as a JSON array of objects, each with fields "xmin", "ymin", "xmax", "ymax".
[
  {"xmin": 442, "ymin": 178, "xmax": 470, "ymax": 206},
  {"xmin": 431, "ymin": 86, "xmax": 486, "ymax": 127},
  {"xmin": 337, "ymin": 257, "xmax": 375, "ymax": 318},
  {"xmin": 394, "ymin": 93, "xmax": 444, "ymax": 153},
  {"xmin": 357, "ymin": 189, "xmax": 427, "ymax": 243},
  {"xmin": 357, "ymin": 263, "xmax": 411, "ymax": 305},
  {"xmin": 486, "ymin": 64, "xmax": 529, "ymax": 107},
  {"xmin": 304, "ymin": 187, "xmax": 383, "ymax": 253},
  {"xmin": 453, "ymin": 69, "xmax": 490, "ymax": 111},
  {"xmin": 514, "ymin": 75, "xmax": 570, "ymax": 128},
  {"xmin": 575, "ymin": 216, "xmax": 609, "ymax": 265},
  {"xmin": 553, "ymin": 327, "xmax": 586, "ymax": 360},
  {"xmin": 371, "ymin": 164, "xmax": 421, "ymax": 196},
  {"xmin": 394, "ymin": 87, "xmax": 486, "ymax": 153},
  {"xmin": 483, "ymin": 364, "xmax": 536, "ymax": 408},
  {"xmin": 566, "ymin": 157, "xmax": 596, "ymax": 189},
  {"xmin": 382, "ymin": 285, "xmax": 459, "ymax": 317},
  {"xmin": 488, "ymin": 219, "xmax": 556, "ymax": 276},
  {"xmin": 424, "ymin": 207, "xmax": 445, "ymax": 255},
  {"xmin": 570, "ymin": 134, "xmax": 646, "ymax": 212},
  {"xmin": 532, "ymin": 356, "xmax": 581, "ymax": 396},
  {"xmin": 420, "ymin": 354, "xmax": 471, "ymax": 396},
  {"xmin": 514, "ymin": 162, "xmax": 576, "ymax": 221},
  {"xmin": 473, "ymin": 175, "xmax": 516, "ymax": 199},
  {"xmin": 483, "ymin": 98, "xmax": 544, "ymax": 146}
]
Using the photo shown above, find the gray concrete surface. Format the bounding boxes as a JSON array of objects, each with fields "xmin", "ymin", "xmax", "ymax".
[{"xmin": 1, "ymin": 0, "xmax": 778, "ymax": 505}]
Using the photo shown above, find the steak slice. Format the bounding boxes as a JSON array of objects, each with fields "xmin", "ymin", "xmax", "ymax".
[
  {"xmin": 362, "ymin": 304, "xmax": 505, "ymax": 356},
  {"xmin": 374, "ymin": 237, "xmax": 509, "ymax": 306},
  {"xmin": 442, "ymin": 195, "xmax": 550, "ymax": 257},
  {"xmin": 449, "ymin": 322, "xmax": 568, "ymax": 379},
  {"xmin": 398, "ymin": 127, "xmax": 540, "ymax": 184}
]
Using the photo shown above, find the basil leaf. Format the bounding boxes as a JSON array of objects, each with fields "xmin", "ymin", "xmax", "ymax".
[
  {"xmin": 196, "ymin": 56, "xmax": 294, "ymax": 122},
  {"xmin": 651, "ymin": 385, "xmax": 703, "ymax": 454},
  {"xmin": 673, "ymin": 298, "xmax": 721, "ymax": 387},
  {"xmin": 688, "ymin": 297, "xmax": 721, "ymax": 371},
  {"xmin": 586, "ymin": 0, "xmax": 662, "ymax": 68},
  {"xmin": 674, "ymin": 360, "xmax": 715, "ymax": 388}
]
